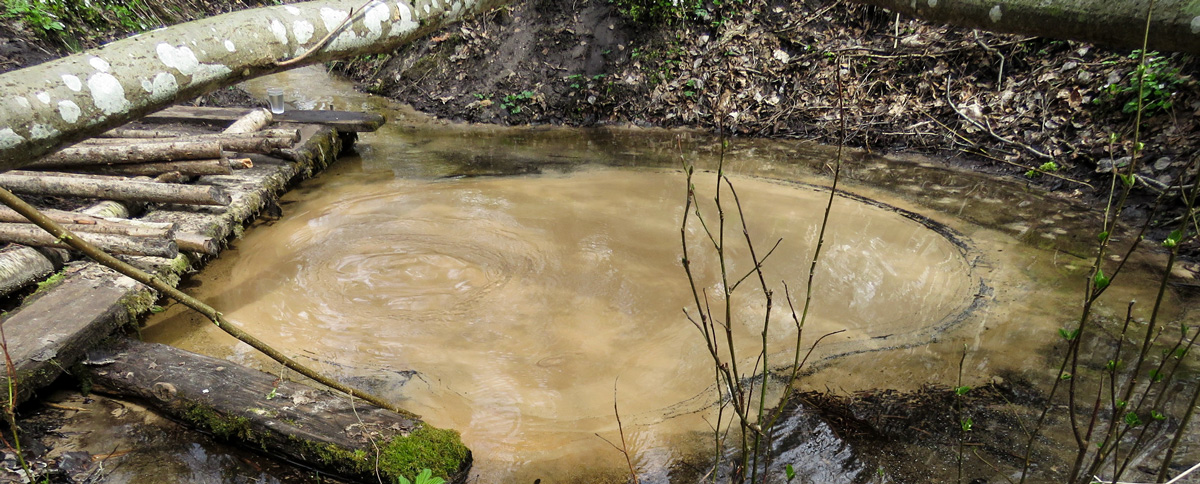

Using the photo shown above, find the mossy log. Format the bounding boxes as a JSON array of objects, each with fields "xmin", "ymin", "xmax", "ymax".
[{"xmin": 84, "ymin": 338, "xmax": 472, "ymax": 484}]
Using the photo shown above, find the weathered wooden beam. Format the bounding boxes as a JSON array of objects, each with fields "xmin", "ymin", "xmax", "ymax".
[
  {"xmin": 28, "ymin": 140, "xmax": 223, "ymax": 167},
  {"xmin": 84, "ymin": 338, "xmax": 472, "ymax": 484},
  {"xmin": 0, "ymin": 173, "xmax": 231, "ymax": 206},
  {"xmin": 0, "ymin": 223, "xmax": 177, "ymax": 258}
]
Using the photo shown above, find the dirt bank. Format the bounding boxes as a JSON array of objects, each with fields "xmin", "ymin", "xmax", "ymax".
[{"xmin": 334, "ymin": 0, "xmax": 1198, "ymax": 253}]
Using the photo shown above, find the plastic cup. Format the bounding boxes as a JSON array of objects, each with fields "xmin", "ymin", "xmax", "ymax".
[{"xmin": 267, "ymin": 88, "xmax": 285, "ymax": 114}]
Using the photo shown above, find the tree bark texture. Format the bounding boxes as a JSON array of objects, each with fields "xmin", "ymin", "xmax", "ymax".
[
  {"xmin": 222, "ymin": 108, "xmax": 273, "ymax": 134},
  {"xmin": 0, "ymin": 0, "xmax": 515, "ymax": 171},
  {"xmin": 98, "ymin": 128, "xmax": 302, "ymax": 142},
  {"xmin": 854, "ymin": 0, "xmax": 1200, "ymax": 54},
  {"xmin": 0, "ymin": 173, "xmax": 231, "ymax": 206},
  {"xmin": 29, "ymin": 140, "xmax": 223, "ymax": 167},
  {"xmin": 47, "ymin": 158, "xmax": 235, "ymax": 177},
  {"xmin": 0, "ymin": 245, "xmax": 65, "ymax": 295},
  {"xmin": 78, "ymin": 137, "xmax": 294, "ymax": 155},
  {"xmin": 0, "ymin": 224, "xmax": 177, "ymax": 257}
]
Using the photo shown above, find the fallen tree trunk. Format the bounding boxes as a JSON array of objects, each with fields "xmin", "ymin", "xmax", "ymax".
[
  {"xmin": 28, "ymin": 140, "xmax": 223, "ymax": 167},
  {"xmin": 45, "ymin": 158, "xmax": 235, "ymax": 177},
  {"xmin": 0, "ymin": 0, "xmax": 516, "ymax": 170},
  {"xmin": 0, "ymin": 173, "xmax": 231, "ymax": 206},
  {"xmin": 83, "ymin": 338, "xmax": 471, "ymax": 484},
  {"xmin": 0, "ymin": 223, "xmax": 177, "ymax": 257}
]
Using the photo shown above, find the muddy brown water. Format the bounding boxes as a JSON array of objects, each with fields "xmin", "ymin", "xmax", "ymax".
[{"xmin": 133, "ymin": 67, "xmax": 1189, "ymax": 483}]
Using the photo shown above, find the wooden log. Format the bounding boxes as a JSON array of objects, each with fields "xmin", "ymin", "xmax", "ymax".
[
  {"xmin": 0, "ymin": 213, "xmax": 173, "ymax": 238},
  {"xmin": 0, "ymin": 173, "xmax": 231, "ymax": 206},
  {"xmin": 223, "ymin": 108, "xmax": 273, "ymax": 134},
  {"xmin": 175, "ymin": 232, "xmax": 218, "ymax": 255},
  {"xmin": 29, "ymin": 140, "xmax": 223, "ymax": 168},
  {"xmin": 100, "ymin": 128, "xmax": 301, "ymax": 142},
  {"xmin": 228, "ymin": 157, "xmax": 253, "ymax": 170},
  {"xmin": 0, "ymin": 224, "xmax": 177, "ymax": 258},
  {"xmin": 41, "ymin": 159, "xmax": 234, "ymax": 177},
  {"xmin": 84, "ymin": 339, "xmax": 472, "ymax": 484},
  {"xmin": 145, "ymin": 106, "xmax": 385, "ymax": 133},
  {"xmin": 82, "ymin": 136, "xmax": 295, "ymax": 153},
  {"xmin": 0, "ymin": 245, "xmax": 66, "ymax": 295}
]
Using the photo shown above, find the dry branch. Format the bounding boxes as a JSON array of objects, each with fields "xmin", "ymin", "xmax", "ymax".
[
  {"xmin": 0, "ymin": 173, "xmax": 231, "ymax": 206},
  {"xmin": 82, "ymin": 136, "xmax": 295, "ymax": 153}
]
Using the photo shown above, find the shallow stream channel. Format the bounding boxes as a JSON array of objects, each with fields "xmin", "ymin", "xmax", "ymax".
[{"xmin": 128, "ymin": 67, "xmax": 1195, "ymax": 483}]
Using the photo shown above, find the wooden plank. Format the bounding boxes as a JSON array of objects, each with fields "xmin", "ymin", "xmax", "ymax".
[
  {"xmin": 84, "ymin": 339, "xmax": 472, "ymax": 484},
  {"xmin": 145, "ymin": 106, "xmax": 385, "ymax": 132},
  {"xmin": 0, "ymin": 264, "xmax": 152, "ymax": 405}
]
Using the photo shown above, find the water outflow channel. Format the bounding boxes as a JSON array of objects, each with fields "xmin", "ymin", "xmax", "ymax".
[{"xmin": 142, "ymin": 67, "xmax": 1184, "ymax": 482}]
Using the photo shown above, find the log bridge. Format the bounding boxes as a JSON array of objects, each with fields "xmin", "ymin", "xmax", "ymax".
[{"xmin": 0, "ymin": 106, "xmax": 472, "ymax": 483}]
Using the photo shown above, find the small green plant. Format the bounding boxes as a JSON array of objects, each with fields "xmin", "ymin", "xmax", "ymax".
[
  {"xmin": 1025, "ymin": 161, "xmax": 1059, "ymax": 178},
  {"xmin": 1098, "ymin": 50, "xmax": 1190, "ymax": 114},
  {"xmin": 499, "ymin": 90, "xmax": 536, "ymax": 114},
  {"xmin": 1, "ymin": 0, "xmax": 65, "ymax": 34},
  {"xmin": 398, "ymin": 468, "xmax": 445, "ymax": 484}
]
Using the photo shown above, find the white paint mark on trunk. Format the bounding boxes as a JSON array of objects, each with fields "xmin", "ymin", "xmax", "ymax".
[
  {"xmin": 14, "ymin": 97, "xmax": 30, "ymax": 110},
  {"xmin": 35, "ymin": 92, "xmax": 51, "ymax": 104},
  {"xmin": 89, "ymin": 56, "xmax": 110, "ymax": 72},
  {"xmin": 1192, "ymin": 15, "xmax": 1200, "ymax": 34},
  {"xmin": 225, "ymin": 40, "xmax": 237, "ymax": 52},
  {"xmin": 87, "ymin": 72, "xmax": 130, "ymax": 115},
  {"xmin": 141, "ymin": 72, "xmax": 178, "ymax": 101},
  {"xmin": 363, "ymin": 1, "xmax": 391, "ymax": 38},
  {"xmin": 320, "ymin": 8, "xmax": 349, "ymax": 32},
  {"xmin": 927, "ymin": 0, "xmax": 938, "ymax": 7},
  {"xmin": 0, "ymin": 129, "xmax": 25, "ymax": 150},
  {"xmin": 62, "ymin": 74, "xmax": 82, "ymax": 92},
  {"xmin": 293, "ymin": 19, "xmax": 315, "ymax": 44},
  {"xmin": 30, "ymin": 124, "xmax": 58, "ymax": 141},
  {"xmin": 57, "ymin": 100, "xmax": 81, "ymax": 123},
  {"xmin": 989, "ymin": 5, "xmax": 1002, "ymax": 22},
  {"xmin": 270, "ymin": 19, "xmax": 289, "ymax": 45},
  {"xmin": 285, "ymin": 5, "xmax": 301, "ymax": 15}
]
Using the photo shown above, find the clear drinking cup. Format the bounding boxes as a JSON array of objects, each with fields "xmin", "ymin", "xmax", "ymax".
[{"xmin": 267, "ymin": 88, "xmax": 285, "ymax": 114}]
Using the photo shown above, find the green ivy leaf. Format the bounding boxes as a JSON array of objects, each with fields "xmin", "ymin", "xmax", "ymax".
[
  {"xmin": 955, "ymin": 385, "xmax": 972, "ymax": 396},
  {"xmin": 785, "ymin": 464, "xmax": 796, "ymax": 481},
  {"xmin": 1162, "ymin": 229, "xmax": 1182, "ymax": 248},
  {"xmin": 1151, "ymin": 410, "xmax": 1166, "ymax": 421},
  {"xmin": 1124, "ymin": 412, "xmax": 1142, "ymax": 427},
  {"xmin": 1097, "ymin": 231, "xmax": 1109, "ymax": 243},
  {"xmin": 1094, "ymin": 269, "xmax": 1110, "ymax": 290},
  {"xmin": 961, "ymin": 417, "xmax": 974, "ymax": 432}
]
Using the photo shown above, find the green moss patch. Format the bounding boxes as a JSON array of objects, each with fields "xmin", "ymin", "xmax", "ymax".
[{"xmin": 378, "ymin": 425, "xmax": 469, "ymax": 482}]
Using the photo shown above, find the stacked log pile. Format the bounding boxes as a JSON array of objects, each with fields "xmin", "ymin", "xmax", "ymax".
[{"xmin": 0, "ymin": 108, "xmax": 298, "ymax": 296}]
